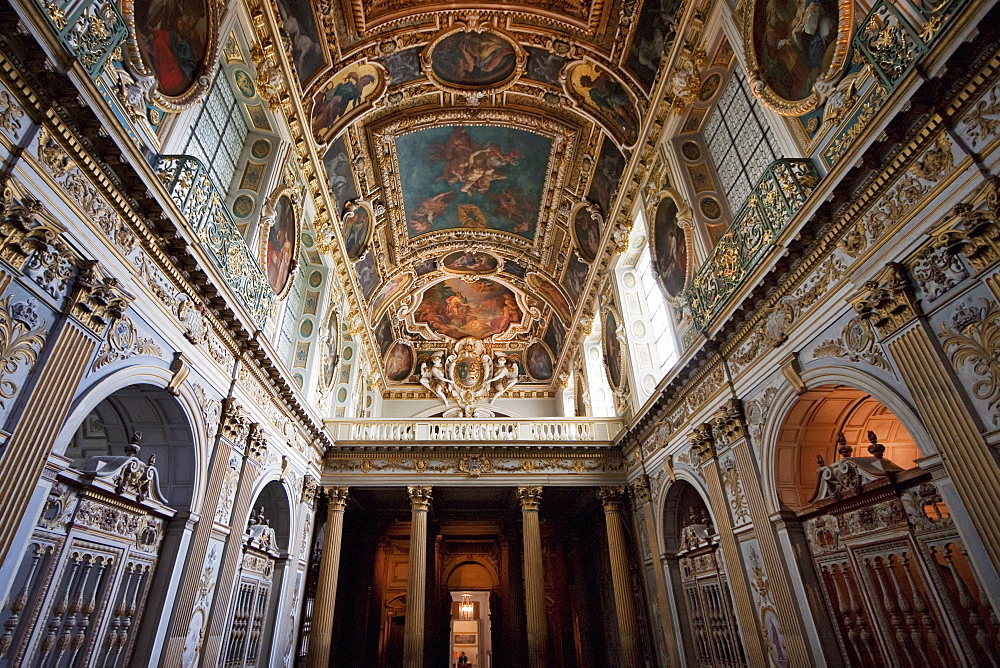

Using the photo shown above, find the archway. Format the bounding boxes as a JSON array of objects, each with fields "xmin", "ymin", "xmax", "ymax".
[
  {"xmin": 221, "ymin": 479, "xmax": 293, "ymax": 668},
  {"xmin": 773, "ymin": 385, "xmax": 921, "ymax": 510},
  {"xmin": 775, "ymin": 384, "xmax": 999, "ymax": 666},
  {"xmin": 662, "ymin": 480, "xmax": 745, "ymax": 667},
  {"xmin": 446, "ymin": 561, "xmax": 497, "ymax": 668},
  {"xmin": 0, "ymin": 384, "xmax": 197, "ymax": 668}
]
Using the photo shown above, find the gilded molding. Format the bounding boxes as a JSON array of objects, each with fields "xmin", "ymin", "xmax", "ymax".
[
  {"xmin": 246, "ymin": 423, "xmax": 270, "ymax": 465},
  {"xmin": 688, "ymin": 423, "xmax": 715, "ymax": 464},
  {"xmin": 850, "ymin": 262, "xmax": 921, "ymax": 340},
  {"xmin": 597, "ymin": 485, "xmax": 626, "ymax": 511},
  {"xmin": 219, "ymin": 399, "xmax": 251, "ymax": 446},
  {"xmin": 325, "ymin": 486, "xmax": 349, "ymax": 511},
  {"xmin": 407, "ymin": 484, "xmax": 432, "ymax": 511},
  {"xmin": 66, "ymin": 262, "xmax": 132, "ymax": 337},
  {"xmin": 710, "ymin": 399, "xmax": 747, "ymax": 450}
]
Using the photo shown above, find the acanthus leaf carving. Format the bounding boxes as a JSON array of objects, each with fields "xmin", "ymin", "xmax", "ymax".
[
  {"xmin": 91, "ymin": 315, "xmax": 163, "ymax": 370},
  {"xmin": 0, "ymin": 296, "xmax": 47, "ymax": 407},
  {"xmin": 850, "ymin": 262, "xmax": 920, "ymax": 340},
  {"xmin": 940, "ymin": 298, "xmax": 1000, "ymax": 425}
]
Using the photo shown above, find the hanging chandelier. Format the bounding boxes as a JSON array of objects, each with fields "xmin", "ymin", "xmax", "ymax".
[{"xmin": 459, "ymin": 594, "xmax": 474, "ymax": 620}]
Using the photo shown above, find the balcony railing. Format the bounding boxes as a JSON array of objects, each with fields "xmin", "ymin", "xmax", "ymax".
[
  {"xmin": 684, "ymin": 158, "xmax": 819, "ymax": 329},
  {"xmin": 34, "ymin": 0, "xmax": 127, "ymax": 77},
  {"xmin": 326, "ymin": 418, "xmax": 624, "ymax": 446},
  {"xmin": 155, "ymin": 155, "xmax": 275, "ymax": 327}
]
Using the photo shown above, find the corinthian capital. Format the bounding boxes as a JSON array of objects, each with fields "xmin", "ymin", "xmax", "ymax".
[
  {"xmin": 850, "ymin": 262, "xmax": 921, "ymax": 340},
  {"xmin": 407, "ymin": 485, "xmax": 432, "ymax": 511},
  {"xmin": 517, "ymin": 485, "xmax": 542, "ymax": 511},
  {"xmin": 67, "ymin": 261, "xmax": 132, "ymax": 336}
]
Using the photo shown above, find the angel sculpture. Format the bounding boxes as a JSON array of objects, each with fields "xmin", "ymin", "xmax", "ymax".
[
  {"xmin": 488, "ymin": 354, "xmax": 519, "ymax": 404},
  {"xmin": 419, "ymin": 353, "xmax": 452, "ymax": 405}
]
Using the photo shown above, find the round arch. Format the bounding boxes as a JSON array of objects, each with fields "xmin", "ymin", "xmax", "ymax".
[
  {"xmin": 445, "ymin": 560, "xmax": 500, "ymax": 590},
  {"xmin": 245, "ymin": 474, "xmax": 296, "ymax": 553},
  {"xmin": 53, "ymin": 362, "xmax": 209, "ymax": 513},
  {"xmin": 655, "ymin": 469, "xmax": 714, "ymax": 556},
  {"xmin": 759, "ymin": 365, "xmax": 936, "ymax": 513}
]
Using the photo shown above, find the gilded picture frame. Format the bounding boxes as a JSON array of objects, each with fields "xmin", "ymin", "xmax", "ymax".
[
  {"xmin": 421, "ymin": 23, "xmax": 527, "ymax": 96},
  {"xmin": 743, "ymin": 0, "xmax": 854, "ymax": 116}
]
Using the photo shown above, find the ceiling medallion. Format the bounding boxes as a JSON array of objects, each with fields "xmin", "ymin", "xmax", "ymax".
[
  {"xmin": 421, "ymin": 21, "xmax": 528, "ymax": 98},
  {"xmin": 743, "ymin": 0, "xmax": 854, "ymax": 116},
  {"xmin": 419, "ymin": 338, "xmax": 520, "ymax": 417}
]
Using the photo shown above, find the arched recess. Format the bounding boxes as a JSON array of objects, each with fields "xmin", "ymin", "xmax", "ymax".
[
  {"xmin": 660, "ymin": 479, "xmax": 746, "ymax": 668},
  {"xmin": 0, "ymin": 382, "xmax": 199, "ymax": 667},
  {"xmin": 772, "ymin": 384, "xmax": 921, "ymax": 511},
  {"xmin": 446, "ymin": 560, "xmax": 500, "ymax": 590},
  {"xmin": 758, "ymin": 365, "xmax": 938, "ymax": 516},
  {"xmin": 769, "ymin": 382, "xmax": 1000, "ymax": 666},
  {"xmin": 221, "ymin": 479, "xmax": 294, "ymax": 668}
]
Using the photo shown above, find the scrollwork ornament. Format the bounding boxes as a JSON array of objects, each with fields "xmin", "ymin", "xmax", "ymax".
[
  {"xmin": 940, "ymin": 299, "xmax": 1000, "ymax": 424},
  {"xmin": 0, "ymin": 296, "xmax": 46, "ymax": 407}
]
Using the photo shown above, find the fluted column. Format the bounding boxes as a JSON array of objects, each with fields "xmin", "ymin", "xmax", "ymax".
[
  {"xmin": 404, "ymin": 485, "xmax": 432, "ymax": 668},
  {"xmin": 599, "ymin": 486, "xmax": 643, "ymax": 668},
  {"xmin": 308, "ymin": 487, "xmax": 349, "ymax": 668},
  {"xmin": 517, "ymin": 485, "xmax": 547, "ymax": 668}
]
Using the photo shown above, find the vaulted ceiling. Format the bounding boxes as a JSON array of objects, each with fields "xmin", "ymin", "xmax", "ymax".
[{"xmin": 272, "ymin": 0, "xmax": 685, "ymax": 393}]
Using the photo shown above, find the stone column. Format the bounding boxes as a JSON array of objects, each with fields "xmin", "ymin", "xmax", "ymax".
[
  {"xmin": 404, "ymin": 485, "xmax": 431, "ymax": 668},
  {"xmin": 307, "ymin": 486, "xmax": 349, "ymax": 668},
  {"xmin": 598, "ymin": 486, "xmax": 644, "ymax": 668},
  {"xmin": 517, "ymin": 485, "xmax": 547, "ymax": 668},
  {"xmin": 631, "ymin": 475, "xmax": 681, "ymax": 667}
]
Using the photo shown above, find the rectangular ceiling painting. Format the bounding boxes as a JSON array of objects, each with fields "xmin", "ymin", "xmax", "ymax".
[{"xmin": 395, "ymin": 126, "xmax": 552, "ymax": 240}]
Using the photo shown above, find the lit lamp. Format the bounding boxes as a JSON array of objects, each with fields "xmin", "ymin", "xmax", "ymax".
[{"xmin": 459, "ymin": 594, "xmax": 474, "ymax": 621}]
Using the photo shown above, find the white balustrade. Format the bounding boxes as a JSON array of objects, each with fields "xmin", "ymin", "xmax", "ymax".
[{"xmin": 328, "ymin": 418, "xmax": 622, "ymax": 445}]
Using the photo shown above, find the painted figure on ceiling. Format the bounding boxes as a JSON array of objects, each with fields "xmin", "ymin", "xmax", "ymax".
[
  {"xmin": 435, "ymin": 127, "xmax": 521, "ymax": 195},
  {"xmin": 579, "ymin": 71, "xmax": 638, "ymax": 144},
  {"xmin": 313, "ymin": 71, "xmax": 376, "ymax": 138},
  {"xmin": 140, "ymin": 0, "xmax": 205, "ymax": 96}
]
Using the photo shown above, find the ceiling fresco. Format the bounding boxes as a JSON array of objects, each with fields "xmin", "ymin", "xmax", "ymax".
[
  {"xmin": 396, "ymin": 125, "xmax": 551, "ymax": 239},
  {"xmin": 259, "ymin": 0, "xmax": 694, "ymax": 395}
]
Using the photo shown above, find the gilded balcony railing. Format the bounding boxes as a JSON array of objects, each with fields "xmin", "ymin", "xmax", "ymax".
[
  {"xmin": 684, "ymin": 158, "xmax": 820, "ymax": 330},
  {"xmin": 35, "ymin": 0, "xmax": 127, "ymax": 77},
  {"xmin": 155, "ymin": 155, "xmax": 275, "ymax": 327}
]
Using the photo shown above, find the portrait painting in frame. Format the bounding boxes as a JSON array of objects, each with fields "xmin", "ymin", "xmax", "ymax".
[
  {"xmin": 651, "ymin": 195, "xmax": 688, "ymax": 298},
  {"xmin": 603, "ymin": 309, "xmax": 623, "ymax": 390},
  {"xmin": 384, "ymin": 342, "xmax": 415, "ymax": 382},
  {"xmin": 131, "ymin": 0, "xmax": 211, "ymax": 103},
  {"xmin": 423, "ymin": 27, "xmax": 525, "ymax": 94},
  {"xmin": 745, "ymin": 0, "xmax": 853, "ymax": 115},
  {"xmin": 312, "ymin": 63, "xmax": 385, "ymax": 144},
  {"xmin": 525, "ymin": 341, "xmax": 554, "ymax": 380},
  {"xmin": 266, "ymin": 194, "xmax": 297, "ymax": 295},
  {"xmin": 342, "ymin": 201, "xmax": 371, "ymax": 261}
]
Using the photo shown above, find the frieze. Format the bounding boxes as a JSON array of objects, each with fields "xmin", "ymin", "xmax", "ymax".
[
  {"xmin": 73, "ymin": 497, "xmax": 147, "ymax": 540},
  {"xmin": 908, "ymin": 234, "xmax": 968, "ymax": 302},
  {"xmin": 21, "ymin": 223, "xmax": 79, "ymax": 303},
  {"xmin": 958, "ymin": 74, "xmax": 1000, "ymax": 151},
  {"xmin": 839, "ymin": 499, "xmax": 908, "ymax": 540},
  {"xmin": 0, "ymin": 87, "xmax": 25, "ymax": 139}
]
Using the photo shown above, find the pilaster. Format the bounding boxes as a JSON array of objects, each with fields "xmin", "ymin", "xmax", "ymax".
[
  {"xmin": 200, "ymin": 421, "xmax": 270, "ymax": 665},
  {"xmin": 0, "ymin": 261, "xmax": 128, "ymax": 565},
  {"xmin": 853, "ymin": 263, "xmax": 1000, "ymax": 581},
  {"xmin": 691, "ymin": 425, "xmax": 770, "ymax": 666}
]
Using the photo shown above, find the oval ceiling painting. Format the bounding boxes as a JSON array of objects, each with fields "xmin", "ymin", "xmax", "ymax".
[
  {"xmin": 525, "ymin": 341, "xmax": 553, "ymax": 381},
  {"xmin": 267, "ymin": 195, "xmax": 296, "ymax": 295},
  {"xmin": 428, "ymin": 30, "xmax": 520, "ymax": 89},
  {"xmin": 415, "ymin": 278, "xmax": 521, "ymax": 339},
  {"xmin": 384, "ymin": 342, "xmax": 414, "ymax": 382},
  {"xmin": 343, "ymin": 203, "xmax": 371, "ymax": 260},
  {"xmin": 603, "ymin": 309, "xmax": 623, "ymax": 391},
  {"xmin": 572, "ymin": 205, "xmax": 602, "ymax": 261},
  {"xmin": 134, "ymin": 0, "xmax": 210, "ymax": 99},
  {"xmin": 651, "ymin": 196, "xmax": 688, "ymax": 297},
  {"xmin": 747, "ymin": 0, "xmax": 852, "ymax": 114},
  {"xmin": 442, "ymin": 251, "xmax": 499, "ymax": 273}
]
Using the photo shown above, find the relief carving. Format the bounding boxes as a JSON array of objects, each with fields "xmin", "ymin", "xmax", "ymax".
[
  {"xmin": 850, "ymin": 262, "xmax": 920, "ymax": 340},
  {"xmin": 813, "ymin": 316, "xmax": 891, "ymax": 371},
  {"xmin": 0, "ymin": 296, "xmax": 47, "ymax": 408},
  {"xmin": 91, "ymin": 316, "xmax": 163, "ymax": 371},
  {"xmin": 940, "ymin": 299, "xmax": 1000, "ymax": 424}
]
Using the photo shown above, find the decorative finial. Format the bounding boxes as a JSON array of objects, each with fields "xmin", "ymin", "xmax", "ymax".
[
  {"xmin": 836, "ymin": 432, "xmax": 852, "ymax": 458},
  {"xmin": 867, "ymin": 430, "xmax": 885, "ymax": 459},
  {"xmin": 124, "ymin": 431, "xmax": 142, "ymax": 457}
]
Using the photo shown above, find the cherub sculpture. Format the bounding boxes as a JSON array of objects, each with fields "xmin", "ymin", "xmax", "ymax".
[
  {"xmin": 419, "ymin": 353, "xmax": 452, "ymax": 405},
  {"xmin": 488, "ymin": 354, "xmax": 519, "ymax": 404}
]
